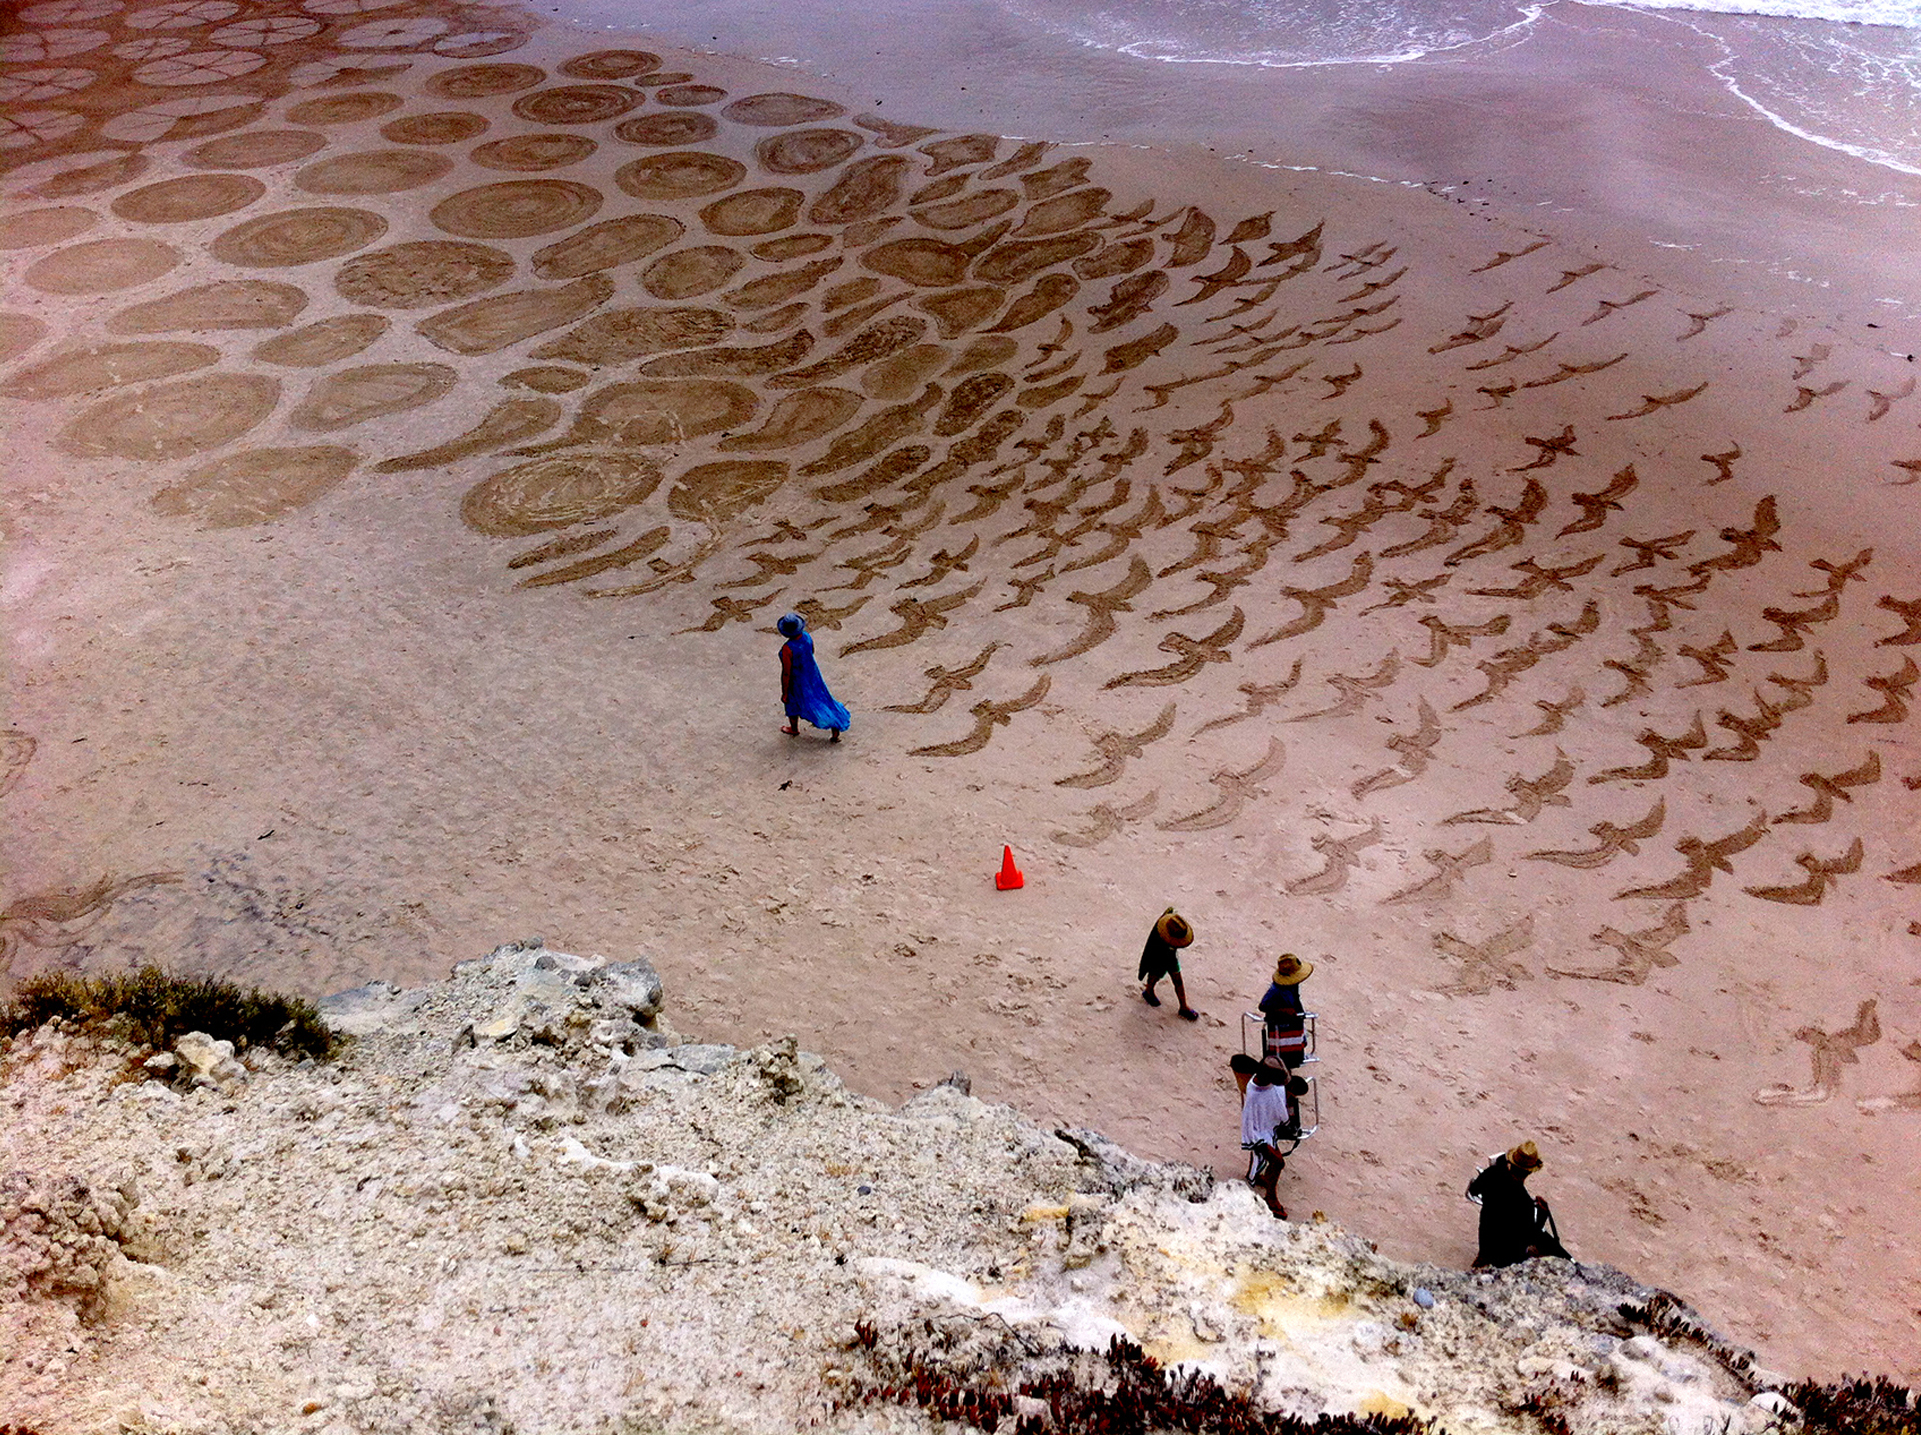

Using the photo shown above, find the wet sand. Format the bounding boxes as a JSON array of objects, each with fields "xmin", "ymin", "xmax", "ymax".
[{"xmin": 4, "ymin": 0, "xmax": 1920, "ymax": 1381}]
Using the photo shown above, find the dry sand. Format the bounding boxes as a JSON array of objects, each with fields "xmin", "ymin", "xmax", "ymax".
[{"xmin": 3, "ymin": 0, "xmax": 1919, "ymax": 1383}]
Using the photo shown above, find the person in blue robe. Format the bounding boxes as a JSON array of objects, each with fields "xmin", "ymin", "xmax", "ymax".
[{"xmin": 777, "ymin": 613, "xmax": 850, "ymax": 742}]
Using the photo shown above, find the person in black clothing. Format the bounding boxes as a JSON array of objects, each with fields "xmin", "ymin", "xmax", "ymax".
[
  {"xmin": 1467, "ymin": 1141, "xmax": 1569, "ymax": 1267},
  {"xmin": 1139, "ymin": 907, "xmax": 1199, "ymax": 1021},
  {"xmin": 1258, "ymin": 953, "xmax": 1312, "ymax": 1067}
]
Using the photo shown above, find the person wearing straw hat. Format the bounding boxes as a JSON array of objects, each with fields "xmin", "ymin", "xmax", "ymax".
[
  {"xmin": 1258, "ymin": 953, "xmax": 1313, "ymax": 1069},
  {"xmin": 1138, "ymin": 907, "xmax": 1199, "ymax": 1021},
  {"xmin": 1467, "ymin": 1140, "xmax": 1569, "ymax": 1267},
  {"xmin": 1239, "ymin": 1056, "xmax": 1310, "ymax": 1219}
]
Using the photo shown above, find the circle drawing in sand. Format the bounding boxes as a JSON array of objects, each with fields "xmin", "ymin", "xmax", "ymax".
[
  {"xmin": 334, "ymin": 240, "xmax": 514, "ymax": 308},
  {"xmin": 294, "ymin": 148, "xmax": 453, "ymax": 194},
  {"xmin": 559, "ymin": 49, "xmax": 658, "ymax": 79},
  {"xmin": 112, "ymin": 173, "xmax": 265, "ymax": 223},
  {"xmin": 132, "ymin": 49, "xmax": 269, "ymax": 86},
  {"xmin": 613, "ymin": 113, "xmax": 718, "ymax": 147},
  {"xmin": 807, "ymin": 155, "xmax": 908, "ymax": 225},
  {"xmin": 303, "ymin": 0, "xmax": 412, "ymax": 14},
  {"xmin": 0, "ymin": 315, "xmax": 50, "ymax": 365},
  {"xmin": 640, "ymin": 246, "xmax": 745, "ymax": 300},
  {"xmin": 861, "ymin": 237, "xmax": 969, "ymax": 288},
  {"xmin": 210, "ymin": 207, "xmax": 386, "ymax": 268},
  {"xmin": 0, "ymin": 66, "xmax": 97, "ymax": 103},
  {"xmin": 430, "ymin": 179, "xmax": 600, "ymax": 239},
  {"xmin": 654, "ymin": 84, "xmax": 726, "ymax": 108},
  {"xmin": 460, "ymin": 452, "xmax": 663, "ymax": 536},
  {"xmin": 666, "ymin": 459, "xmax": 788, "ymax": 525},
  {"xmin": 114, "ymin": 36, "xmax": 192, "ymax": 60},
  {"xmin": 501, "ymin": 365, "xmax": 588, "ymax": 393},
  {"xmin": 913, "ymin": 188, "xmax": 1018, "ymax": 231},
  {"xmin": 0, "ymin": 206, "xmax": 98, "ymax": 249},
  {"xmin": 285, "ymin": 91, "xmax": 403, "ymax": 126},
  {"xmin": 334, "ymin": 16, "xmax": 449, "ymax": 49},
  {"xmin": 615, "ymin": 151, "xmax": 745, "ymax": 201},
  {"xmin": 289, "ymin": 361, "xmax": 455, "ymax": 431},
  {"xmin": 20, "ymin": 0, "xmax": 122, "ymax": 22},
  {"xmin": 210, "ymin": 15, "xmax": 322, "ymax": 45},
  {"xmin": 423, "ymin": 62, "xmax": 543, "ymax": 99},
  {"xmin": 380, "ymin": 110, "xmax": 486, "ymax": 144},
  {"xmin": 722, "ymin": 93, "xmax": 846, "ymax": 127},
  {"xmin": 252, "ymin": 313, "xmax": 389, "ymax": 367},
  {"xmin": 56, "ymin": 372, "xmax": 278, "ymax": 460},
  {"xmin": 101, "ymin": 94, "xmax": 261, "ymax": 143},
  {"xmin": 0, "ymin": 340, "xmax": 219, "ymax": 401},
  {"xmin": 183, "ymin": 128, "xmax": 327, "ymax": 167},
  {"xmin": 630, "ymin": 71, "xmax": 693, "ymax": 87},
  {"xmin": 28, "ymin": 153, "xmax": 149, "ymax": 198},
  {"xmin": 751, "ymin": 232, "xmax": 833, "ymax": 262},
  {"xmin": 125, "ymin": 1, "xmax": 240, "ymax": 29},
  {"xmin": 0, "ymin": 29, "xmax": 111, "ymax": 63},
  {"xmin": 754, "ymin": 128, "xmax": 861, "ymax": 176},
  {"xmin": 700, "ymin": 187, "xmax": 802, "ymax": 237},
  {"xmin": 511, "ymin": 83, "xmax": 638, "ymax": 125},
  {"xmin": 25, "ymin": 237, "xmax": 179, "ymax": 294},
  {"xmin": 151, "ymin": 445, "xmax": 358, "ymax": 528},
  {"xmin": 470, "ymin": 133, "xmax": 596, "ymax": 171},
  {"xmin": 531, "ymin": 213, "xmax": 681, "ymax": 280},
  {"xmin": 106, "ymin": 278, "xmax": 309, "ymax": 332},
  {"xmin": 569, "ymin": 378, "xmax": 756, "ymax": 446},
  {"xmin": 1, "ymin": 109, "xmax": 88, "ymax": 151},
  {"xmin": 433, "ymin": 31, "xmax": 528, "ymax": 59}
]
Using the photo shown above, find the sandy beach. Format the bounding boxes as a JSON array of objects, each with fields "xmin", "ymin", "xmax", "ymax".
[{"xmin": 4, "ymin": 0, "xmax": 1920, "ymax": 1383}]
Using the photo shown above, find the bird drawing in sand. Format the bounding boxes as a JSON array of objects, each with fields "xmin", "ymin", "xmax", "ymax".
[
  {"xmin": 1050, "ymin": 790, "xmax": 1160, "ymax": 848},
  {"xmin": 1055, "ymin": 703, "xmax": 1178, "ymax": 789},
  {"xmin": 1875, "ymin": 595, "xmax": 1921, "ymax": 646},
  {"xmin": 1442, "ymin": 752, "xmax": 1576, "ymax": 825},
  {"xmin": 1704, "ymin": 690, "xmax": 1787, "ymax": 761},
  {"xmin": 1351, "ymin": 699, "xmax": 1443, "ymax": 798},
  {"xmin": 882, "ymin": 642, "xmax": 1006, "ymax": 715},
  {"xmin": 1158, "ymin": 737, "xmax": 1288, "ymax": 831},
  {"xmin": 1847, "ymin": 653, "xmax": 1918, "ymax": 724},
  {"xmin": 1383, "ymin": 836, "xmax": 1496, "ymax": 905},
  {"xmin": 1764, "ymin": 650, "xmax": 1829, "ymax": 712},
  {"xmin": 1866, "ymin": 377, "xmax": 1915, "ymax": 422},
  {"xmin": 1195, "ymin": 660, "xmax": 1305, "ymax": 735},
  {"xmin": 1250, "ymin": 554, "xmax": 1373, "ymax": 647},
  {"xmin": 1688, "ymin": 496, "xmax": 1780, "ymax": 576},
  {"xmin": 1580, "ymin": 289, "xmax": 1657, "ymax": 324},
  {"xmin": 1286, "ymin": 819, "xmax": 1384, "ymax": 897},
  {"xmin": 907, "ymin": 675, "xmax": 1052, "ymax": 758},
  {"xmin": 1030, "ymin": 557, "xmax": 1153, "ymax": 666},
  {"xmin": 1612, "ymin": 530, "xmax": 1696, "ymax": 576},
  {"xmin": 1362, "ymin": 573, "xmax": 1452, "ymax": 614},
  {"xmin": 1676, "ymin": 631, "xmax": 1738, "ymax": 687},
  {"xmin": 1521, "ymin": 353, "xmax": 1626, "ymax": 388},
  {"xmin": 1288, "ymin": 652, "xmax": 1401, "ymax": 721},
  {"xmin": 1789, "ymin": 343, "xmax": 1831, "ymax": 381},
  {"xmin": 1513, "ymin": 686, "xmax": 1586, "ymax": 738},
  {"xmin": 1558, "ymin": 467, "xmax": 1638, "ymax": 536},
  {"xmin": 1434, "ymin": 917, "xmax": 1536, "ymax": 997},
  {"xmin": 840, "ymin": 581, "xmax": 986, "ymax": 656},
  {"xmin": 1527, "ymin": 798, "xmax": 1666, "ymax": 868},
  {"xmin": 677, "ymin": 591, "xmax": 783, "ymax": 634},
  {"xmin": 1414, "ymin": 400, "xmax": 1454, "ymax": 438},
  {"xmin": 1607, "ymin": 382, "xmax": 1709, "ymax": 420},
  {"xmin": 1412, "ymin": 614, "xmax": 1511, "ymax": 668},
  {"xmin": 1753, "ymin": 1000, "xmax": 1880, "ymax": 1107},
  {"xmin": 1774, "ymin": 752, "xmax": 1881, "ymax": 825},
  {"xmin": 1471, "ymin": 239, "xmax": 1548, "ymax": 272},
  {"xmin": 1547, "ymin": 263, "xmax": 1605, "ymax": 293},
  {"xmin": 1381, "ymin": 480, "xmax": 1477, "ymax": 559},
  {"xmin": 1464, "ymin": 334, "xmax": 1557, "ymax": 370},
  {"xmin": 1467, "ymin": 554, "xmax": 1606, "ymax": 600},
  {"xmin": 1677, "ymin": 306, "xmax": 1731, "ymax": 339},
  {"xmin": 1599, "ymin": 633, "xmax": 1667, "ymax": 707},
  {"xmin": 1615, "ymin": 807, "xmax": 1771, "ymax": 901},
  {"xmin": 1699, "ymin": 446, "xmax": 1741, "ymax": 485},
  {"xmin": 1551, "ymin": 903, "xmax": 1690, "ymax": 985},
  {"xmin": 1784, "ymin": 380, "xmax": 1847, "ymax": 413},
  {"xmin": 1590, "ymin": 712, "xmax": 1708, "ymax": 783},
  {"xmin": 1510, "ymin": 425, "xmax": 1579, "ymax": 472},
  {"xmin": 1106, "ymin": 608, "xmax": 1245, "ymax": 688},
  {"xmin": 1744, "ymin": 839, "xmax": 1865, "ymax": 905}
]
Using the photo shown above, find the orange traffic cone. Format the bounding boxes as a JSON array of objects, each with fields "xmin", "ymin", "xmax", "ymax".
[{"xmin": 994, "ymin": 845, "xmax": 1025, "ymax": 891}]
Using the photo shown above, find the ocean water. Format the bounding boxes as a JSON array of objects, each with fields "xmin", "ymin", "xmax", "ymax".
[{"xmin": 1003, "ymin": 0, "xmax": 1921, "ymax": 174}]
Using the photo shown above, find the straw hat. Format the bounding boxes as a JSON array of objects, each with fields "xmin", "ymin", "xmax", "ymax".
[
  {"xmin": 1271, "ymin": 953, "xmax": 1313, "ymax": 985},
  {"xmin": 1155, "ymin": 908, "xmax": 1193, "ymax": 948},
  {"xmin": 1507, "ymin": 1140, "xmax": 1543, "ymax": 1173}
]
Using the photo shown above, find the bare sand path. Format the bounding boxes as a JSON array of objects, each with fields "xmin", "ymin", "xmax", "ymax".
[{"xmin": 3, "ymin": 0, "xmax": 1919, "ymax": 1379}]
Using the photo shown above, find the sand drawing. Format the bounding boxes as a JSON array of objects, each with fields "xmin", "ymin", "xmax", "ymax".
[
  {"xmin": 1857, "ymin": 1040, "xmax": 1921, "ymax": 1115},
  {"xmin": 881, "ymin": 642, "xmax": 1004, "ymax": 714},
  {"xmin": 1157, "ymin": 736, "xmax": 1285, "ymax": 832},
  {"xmin": 1382, "ymin": 835, "xmax": 1494, "ymax": 905},
  {"xmin": 838, "ymin": 580, "xmax": 987, "ymax": 656},
  {"xmin": 1348, "ymin": 699, "xmax": 1442, "ymax": 800},
  {"xmin": 0, "ymin": 871, "xmax": 183, "ymax": 977},
  {"xmin": 1513, "ymin": 686, "xmax": 1586, "ymax": 738},
  {"xmin": 1432, "ymin": 915, "xmax": 1535, "ymax": 996},
  {"xmin": 1753, "ymin": 1000, "xmax": 1880, "ymax": 1107},
  {"xmin": 1528, "ymin": 798, "xmax": 1666, "ymax": 868},
  {"xmin": 1864, "ymin": 377, "xmax": 1914, "ymax": 422},
  {"xmin": 1607, "ymin": 381, "xmax": 1709, "ymax": 420},
  {"xmin": 1194, "ymin": 661, "xmax": 1305, "ymax": 735},
  {"xmin": 1874, "ymin": 595, "xmax": 1921, "ymax": 646},
  {"xmin": 1054, "ymin": 704, "xmax": 1177, "ymax": 789},
  {"xmin": 1288, "ymin": 651, "xmax": 1400, "ymax": 721},
  {"xmin": 1743, "ymin": 837, "xmax": 1865, "ymax": 905},
  {"xmin": 906, "ymin": 675, "xmax": 1051, "ymax": 758},
  {"xmin": 0, "ymin": 732, "xmax": 35, "ymax": 800},
  {"xmin": 1676, "ymin": 306, "xmax": 1731, "ymax": 339},
  {"xmin": 1285, "ymin": 818, "xmax": 1383, "ymax": 897},
  {"xmin": 1443, "ymin": 752, "xmax": 1575, "ymax": 826},
  {"xmin": 1550, "ymin": 902, "xmax": 1690, "ymax": 984},
  {"xmin": 1105, "ymin": 608, "xmax": 1244, "ymax": 688},
  {"xmin": 676, "ymin": 591, "xmax": 783, "ymax": 634},
  {"xmin": 1615, "ymin": 807, "xmax": 1771, "ymax": 901},
  {"xmin": 1846, "ymin": 653, "xmax": 1918, "ymax": 724}
]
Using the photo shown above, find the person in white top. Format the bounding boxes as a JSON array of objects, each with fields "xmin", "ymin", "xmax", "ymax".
[{"xmin": 1239, "ymin": 1056, "xmax": 1305, "ymax": 1219}]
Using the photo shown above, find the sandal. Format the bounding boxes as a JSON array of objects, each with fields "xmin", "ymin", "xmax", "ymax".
[
  {"xmin": 1179, "ymin": 1007, "xmax": 1200, "ymax": 1022},
  {"xmin": 1141, "ymin": 987, "xmax": 1161, "ymax": 1007}
]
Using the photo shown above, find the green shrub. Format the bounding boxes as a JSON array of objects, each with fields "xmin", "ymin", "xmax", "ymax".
[{"xmin": 0, "ymin": 966, "xmax": 335, "ymax": 1060}]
